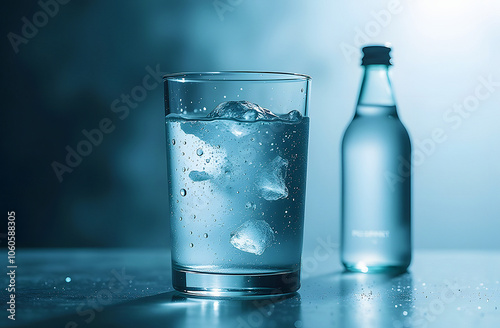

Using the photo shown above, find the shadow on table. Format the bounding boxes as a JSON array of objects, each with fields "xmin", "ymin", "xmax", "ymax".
[
  {"xmin": 20, "ymin": 271, "xmax": 414, "ymax": 328},
  {"xmin": 23, "ymin": 291, "xmax": 302, "ymax": 328}
]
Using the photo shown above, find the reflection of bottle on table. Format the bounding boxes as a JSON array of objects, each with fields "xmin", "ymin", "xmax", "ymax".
[{"xmin": 338, "ymin": 272, "xmax": 414, "ymax": 327}]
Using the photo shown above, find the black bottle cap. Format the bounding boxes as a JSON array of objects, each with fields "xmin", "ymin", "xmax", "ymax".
[{"xmin": 361, "ymin": 45, "xmax": 392, "ymax": 66}]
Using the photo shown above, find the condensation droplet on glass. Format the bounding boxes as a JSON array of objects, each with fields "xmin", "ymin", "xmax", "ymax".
[
  {"xmin": 180, "ymin": 189, "xmax": 187, "ymax": 197},
  {"xmin": 179, "ymin": 217, "xmax": 183, "ymax": 221},
  {"xmin": 189, "ymin": 243, "xmax": 194, "ymax": 248},
  {"xmin": 196, "ymin": 148, "xmax": 204, "ymax": 156},
  {"xmin": 172, "ymin": 139, "xmax": 176, "ymax": 145},
  {"xmin": 204, "ymin": 233, "xmax": 208, "ymax": 238},
  {"xmin": 403, "ymin": 311, "xmax": 408, "ymax": 316},
  {"xmin": 206, "ymin": 158, "xmax": 210, "ymax": 163}
]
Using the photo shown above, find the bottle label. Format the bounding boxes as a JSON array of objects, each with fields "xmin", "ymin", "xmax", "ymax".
[{"xmin": 351, "ymin": 230, "xmax": 390, "ymax": 238}]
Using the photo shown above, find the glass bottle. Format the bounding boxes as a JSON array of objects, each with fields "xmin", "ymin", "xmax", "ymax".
[{"xmin": 341, "ymin": 45, "xmax": 411, "ymax": 273}]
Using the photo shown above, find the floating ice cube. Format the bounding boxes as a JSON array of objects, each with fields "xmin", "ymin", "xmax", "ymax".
[
  {"xmin": 189, "ymin": 170, "xmax": 211, "ymax": 182},
  {"xmin": 230, "ymin": 220, "xmax": 275, "ymax": 255},
  {"xmin": 278, "ymin": 110, "xmax": 303, "ymax": 121},
  {"xmin": 225, "ymin": 121, "xmax": 254, "ymax": 138},
  {"xmin": 208, "ymin": 101, "xmax": 278, "ymax": 121},
  {"xmin": 256, "ymin": 156, "xmax": 289, "ymax": 201},
  {"xmin": 286, "ymin": 110, "xmax": 302, "ymax": 121}
]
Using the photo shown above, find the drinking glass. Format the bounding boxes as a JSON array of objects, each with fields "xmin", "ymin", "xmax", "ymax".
[{"xmin": 164, "ymin": 71, "xmax": 311, "ymax": 296}]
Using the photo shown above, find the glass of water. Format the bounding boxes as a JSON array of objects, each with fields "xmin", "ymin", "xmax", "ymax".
[{"xmin": 164, "ymin": 72, "xmax": 311, "ymax": 296}]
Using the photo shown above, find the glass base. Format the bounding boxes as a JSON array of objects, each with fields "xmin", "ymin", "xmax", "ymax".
[{"xmin": 172, "ymin": 268, "xmax": 300, "ymax": 297}]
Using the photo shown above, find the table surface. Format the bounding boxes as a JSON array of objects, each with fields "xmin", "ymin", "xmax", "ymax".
[{"xmin": 2, "ymin": 248, "xmax": 499, "ymax": 328}]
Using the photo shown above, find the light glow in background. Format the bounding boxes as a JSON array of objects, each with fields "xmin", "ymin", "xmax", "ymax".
[{"xmin": 2, "ymin": 0, "xmax": 499, "ymax": 249}]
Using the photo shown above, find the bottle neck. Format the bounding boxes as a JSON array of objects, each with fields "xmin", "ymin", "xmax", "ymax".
[{"xmin": 356, "ymin": 65, "xmax": 397, "ymax": 116}]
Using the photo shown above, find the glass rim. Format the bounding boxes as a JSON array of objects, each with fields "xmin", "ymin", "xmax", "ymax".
[{"xmin": 163, "ymin": 71, "xmax": 311, "ymax": 82}]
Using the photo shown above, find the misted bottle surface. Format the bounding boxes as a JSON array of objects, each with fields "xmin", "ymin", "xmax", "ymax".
[{"xmin": 341, "ymin": 45, "xmax": 411, "ymax": 273}]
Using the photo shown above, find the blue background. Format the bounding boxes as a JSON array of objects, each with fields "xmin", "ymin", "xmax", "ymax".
[{"xmin": 2, "ymin": 0, "xmax": 499, "ymax": 249}]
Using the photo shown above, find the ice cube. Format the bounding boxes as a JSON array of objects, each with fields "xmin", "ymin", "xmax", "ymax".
[
  {"xmin": 189, "ymin": 170, "xmax": 211, "ymax": 182},
  {"xmin": 256, "ymin": 156, "xmax": 289, "ymax": 201},
  {"xmin": 208, "ymin": 101, "xmax": 278, "ymax": 121},
  {"xmin": 225, "ymin": 121, "xmax": 254, "ymax": 138},
  {"xmin": 286, "ymin": 110, "xmax": 302, "ymax": 121},
  {"xmin": 230, "ymin": 220, "xmax": 275, "ymax": 255},
  {"xmin": 279, "ymin": 110, "xmax": 303, "ymax": 121}
]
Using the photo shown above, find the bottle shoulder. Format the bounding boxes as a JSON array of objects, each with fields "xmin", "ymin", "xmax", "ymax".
[
  {"xmin": 342, "ymin": 114, "xmax": 411, "ymax": 146},
  {"xmin": 345, "ymin": 113, "xmax": 408, "ymax": 129}
]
